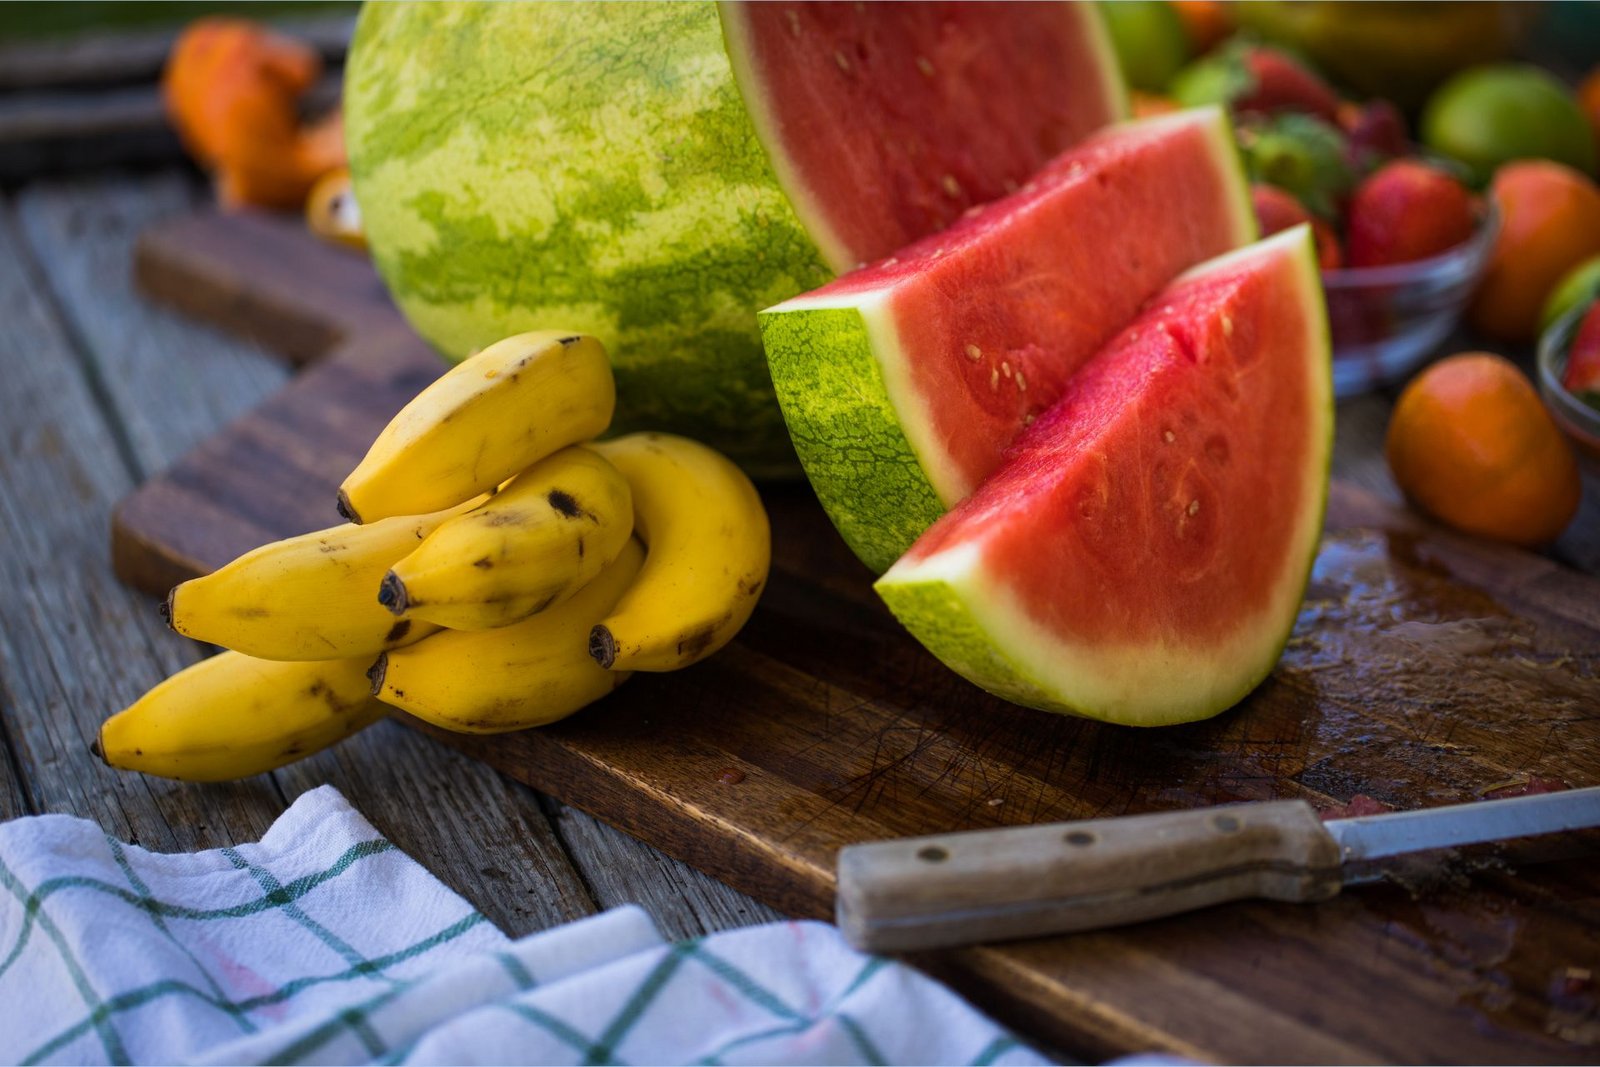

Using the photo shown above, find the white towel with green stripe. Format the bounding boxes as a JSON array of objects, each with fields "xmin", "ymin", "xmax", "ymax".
[{"xmin": 0, "ymin": 785, "xmax": 1047, "ymax": 1066}]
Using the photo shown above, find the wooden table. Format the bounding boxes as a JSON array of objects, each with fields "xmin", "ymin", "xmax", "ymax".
[{"xmin": 1, "ymin": 169, "xmax": 1597, "ymax": 1062}]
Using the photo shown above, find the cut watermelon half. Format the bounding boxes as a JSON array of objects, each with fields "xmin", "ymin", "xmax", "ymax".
[
  {"xmin": 875, "ymin": 227, "xmax": 1332, "ymax": 726},
  {"xmin": 759, "ymin": 107, "xmax": 1255, "ymax": 572},
  {"xmin": 722, "ymin": 2, "xmax": 1127, "ymax": 271}
]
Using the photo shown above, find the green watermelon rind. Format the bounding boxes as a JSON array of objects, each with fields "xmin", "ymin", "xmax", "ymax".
[
  {"xmin": 873, "ymin": 227, "xmax": 1334, "ymax": 726},
  {"xmin": 760, "ymin": 106, "xmax": 1257, "ymax": 574},
  {"xmin": 757, "ymin": 303, "xmax": 948, "ymax": 572}
]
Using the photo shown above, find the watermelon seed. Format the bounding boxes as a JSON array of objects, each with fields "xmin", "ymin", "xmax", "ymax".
[
  {"xmin": 785, "ymin": 9, "xmax": 800, "ymax": 36},
  {"xmin": 941, "ymin": 174, "xmax": 963, "ymax": 198},
  {"xmin": 1003, "ymin": 178, "xmax": 1020, "ymax": 194},
  {"xmin": 963, "ymin": 204, "xmax": 985, "ymax": 219},
  {"xmin": 1001, "ymin": 360, "xmax": 1012, "ymax": 378},
  {"xmin": 1163, "ymin": 430, "xmax": 1176, "ymax": 444},
  {"xmin": 989, "ymin": 368, "xmax": 999, "ymax": 391},
  {"xmin": 1188, "ymin": 499, "xmax": 1201, "ymax": 517},
  {"xmin": 1222, "ymin": 315, "xmax": 1234, "ymax": 338},
  {"xmin": 1023, "ymin": 413, "xmax": 1036, "ymax": 426},
  {"xmin": 964, "ymin": 344, "xmax": 982, "ymax": 362},
  {"xmin": 834, "ymin": 50, "xmax": 851, "ymax": 73},
  {"xmin": 882, "ymin": 256, "xmax": 899, "ymax": 267},
  {"xmin": 916, "ymin": 55, "xmax": 935, "ymax": 77},
  {"xmin": 1016, "ymin": 371, "xmax": 1028, "ymax": 392}
]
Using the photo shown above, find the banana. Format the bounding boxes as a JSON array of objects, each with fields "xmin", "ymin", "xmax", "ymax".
[
  {"xmin": 587, "ymin": 433, "xmax": 770, "ymax": 672},
  {"xmin": 381, "ymin": 446, "xmax": 633, "ymax": 631},
  {"xmin": 372, "ymin": 538, "xmax": 644, "ymax": 733},
  {"xmin": 165, "ymin": 497, "xmax": 483, "ymax": 661},
  {"xmin": 96, "ymin": 653, "xmax": 385, "ymax": 781},
  {"xmin": 338, "ymin": 331, "xmax": 614, "ymax": 523}
]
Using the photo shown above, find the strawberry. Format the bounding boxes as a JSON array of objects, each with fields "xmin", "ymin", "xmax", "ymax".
[
  {"xmin": 1345, "ymin": 160, "xmax": 1477, "ymax": 268},
  {"xmin": 1173, "ymin": 43, "xmax": 1339, "ymax": 122},
  {"xmin": 1238, "ymin": 46, "xmax": 1340, "ymax": 121},
  {"xmin": 1564, "ymin": 300, "xmax": 1600, "ymax": 401},
  {"xmin": 1250, "ymin": 183, "xmax": 1342, "ymax": 269}
]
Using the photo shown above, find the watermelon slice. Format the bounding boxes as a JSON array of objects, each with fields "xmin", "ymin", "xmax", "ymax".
[
  {"xmin": 346, "ymin": 2, "xmax": 1126, "ymax": 474},
  {"xmin": 759, "ymin": 107, "xmax": 1255, "ymax": 572},
  {"xmin": 875, "ymin": 227, "xmax": 1332, "ymax": 726}
]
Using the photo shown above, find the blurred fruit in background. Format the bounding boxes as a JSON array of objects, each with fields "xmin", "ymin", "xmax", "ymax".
[
  {"xmin": 1235, "ymin": 1, "xmax": 1537, "ymax": 111},
  {"xmin": 1172, "ymin": 41, "xmax": 1339, "ymax": 121},
  {"xmin": 1470, "ymin": 161, "xmax": 1600, "ymax": 343},
  {"xmin": 1423, "ymin": 65, "xmax": 1597, "ymax": 185},
  {"xmin": 1170, "ymin": 0, "xmax": 1233, "ymax": 54},
  {"xmin": 1386, "ymin": 352, "xmax": 1580, "ymax": 547},
  {"xmin": 1250, "ymin": 183, "xmax": 1341, "ymax": 268},
  {"xmin": 162, "ymin": 18, "xmax": 345, "ymax": 210},
  {"xmin": 1542, "ymin": 255, "xmax": 1600, "ymax": 335},
  {"xmin": 1565, "ymin": 302, "xmax": 1600, "ymax": 402},
  {"xmin": 1235, "ymin": 112, "xmax": 1353, "ymax": 219},
  {"xmin": 1099, "ymin": 0, "xmax": 1191, "ymax": 93},
  {"xmin": 1338, "ymin": 99, "xmax": 1408, "ymax": 176},
  {"xmin": 1580, "ymin": 68, "xmax": 1600, "ymax": 152},
  {"xmin": 1345, "ymin": 160, "xmax": 1476, "ymax": 269}
]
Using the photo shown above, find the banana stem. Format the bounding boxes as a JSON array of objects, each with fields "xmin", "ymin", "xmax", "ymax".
[
  {"xmin": 376, "ymin": 571, "xmax": 409, "ymax": 615},
  {"xmin": 588, "ymin": 625, "xmax": 617, "ymax": 669}
]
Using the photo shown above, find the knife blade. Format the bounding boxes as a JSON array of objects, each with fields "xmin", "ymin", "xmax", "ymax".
[{"xmin": 835, "ymin": 787, "xmax": 1600, "ymax": 953}]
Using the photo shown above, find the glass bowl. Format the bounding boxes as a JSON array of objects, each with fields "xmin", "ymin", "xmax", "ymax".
[
  {"xmin": 1537, "ymin": 306, "xmax": 1600, "ymax": 469},
  {"xmin": 1321, "ymin": 204, "xmax": 1500, "ymax": 398}
]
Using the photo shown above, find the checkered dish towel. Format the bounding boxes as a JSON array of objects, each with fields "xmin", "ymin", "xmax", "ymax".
[{"xmin": 0, "ymin": 785, "xmax": 1047, "ymax": 1066}]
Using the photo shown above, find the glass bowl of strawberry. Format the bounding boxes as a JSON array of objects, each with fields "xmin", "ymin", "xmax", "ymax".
[
  {"xmin": 1538, "ymin": 300, "xmax": 1600, "ymax": 464},
  {"xmin": 1316, "ymin": 160, "xmax": 1498, "ymax": 397}
]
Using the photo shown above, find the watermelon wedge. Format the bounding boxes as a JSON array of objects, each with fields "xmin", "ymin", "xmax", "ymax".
[
  {"xmin": 345, "ymin": 2, "xmax": 1126, "ymax": 474},
  {"xmin": 875, "ymin": 227, "xmax": 1332, "ymax": 726},
  {"xmin": 759, "ymin": 107, "xmax": 1255, "ymax": 571}
]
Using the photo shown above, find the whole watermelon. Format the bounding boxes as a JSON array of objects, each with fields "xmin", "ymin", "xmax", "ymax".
[{"xmin": 345, "ymin": 2, "xmax": 1123, "ymax": 473}]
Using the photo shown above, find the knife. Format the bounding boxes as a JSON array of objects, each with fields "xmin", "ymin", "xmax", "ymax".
[{"xmin": 835, "ymin": 787, "xmax": 1600, "ymax": 952}]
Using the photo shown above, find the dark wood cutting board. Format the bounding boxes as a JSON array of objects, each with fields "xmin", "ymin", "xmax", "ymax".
[{"xmin": 118, "ymin": 210, "xmax": 1600, "ymax": 1065}]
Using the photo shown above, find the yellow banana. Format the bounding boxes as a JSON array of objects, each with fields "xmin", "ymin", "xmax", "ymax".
[
  {"xmin": 96, "ymin": 653, "xmax": 385, "ymax": 781},
  {"xmin": 165, "ymin": 498, "xmax": 484, "ymax": 661},
  {"xmin": 372, "ymin": 538, "xmax": 644, "ymax": 733},
  {"xmin": 338, "ymin": 331, "xmax": 614, "ymax": 523},
  {"xmin": 381, "ymin": 446, "xmax": 633, "ymax": 631},
  {"xmin": 587, "ymin": 433, "xmax": 769, "ymax": 672}
]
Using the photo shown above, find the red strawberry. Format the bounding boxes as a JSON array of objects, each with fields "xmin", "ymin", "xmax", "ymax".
[
  {"xmin": 1345, "ymin": 160, "xmax": 1477, "ymax": 268},
  {"xmin": 1250, "ymin": 184, "xmax": 1343, "ymax": 269},
  {"xmin": 1238, "ymin": 47, "xmax": 1340, "ymax": 122},
  {"xmin": 1565, "ymin": 300, "xmax": 1600, "ymax": 399}
]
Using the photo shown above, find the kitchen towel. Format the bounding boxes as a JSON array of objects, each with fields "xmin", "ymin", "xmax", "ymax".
[{"xmin": 0, "ymin": 785, "xmax": 1047, "ymax": 1065}]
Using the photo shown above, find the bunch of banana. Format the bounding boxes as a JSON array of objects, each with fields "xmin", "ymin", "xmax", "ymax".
[{"xmin": 97, "ymin": 330, "xmax": 772, "ymax": 783}]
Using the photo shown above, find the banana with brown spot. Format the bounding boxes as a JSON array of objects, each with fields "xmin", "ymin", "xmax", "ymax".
[
  {"xmin": 96, "ymin": 652, "xmax": 385, "ymax": 781},
  {"xmin": 380, "ymin": 445, "xmax": 633, "ymax": 630},
  {"xmin": 371, "ymin": 538, "xmax": 644, "ymax": 733},
  {"xmin": 587, "ymin": 433, "xmax": 770, "ymax": 672},
  {"xmin": 337, "ymin": 331, "xmax": 614, "ymax": 523},
  {"xmin": 165, "ymin": 496, "xmax": 484, "ymax": 661}
]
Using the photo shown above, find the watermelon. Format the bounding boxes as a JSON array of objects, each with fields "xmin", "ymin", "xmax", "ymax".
[
  {"xmin": 759, "ymin": 107, "xmax": 1255, "ymax": 571},
  {"xmin": 344, "ymin": 2, "xmax": 1125, "ymax": 475},
  {"xmin": 875, "ymin": 227, "xmax": 1332, "ymax": 726}
]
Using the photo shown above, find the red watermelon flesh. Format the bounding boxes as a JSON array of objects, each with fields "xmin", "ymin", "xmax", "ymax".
[
  {"xmin": 725, "ymin": 2, "xmax": 1125, "ymax": 271},
  {"xmin": 761, "ymin": 107, "xmax": 1256, "ymax": 577},
  {"xmin": 876, "ymin": 227, "xmax": 1331, "ymax": 724}
]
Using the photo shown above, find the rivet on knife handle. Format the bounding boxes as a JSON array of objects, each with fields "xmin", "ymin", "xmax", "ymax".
[{"xmin": 835, "ymin": 800, "xmax": 1343, "ymax": 952}]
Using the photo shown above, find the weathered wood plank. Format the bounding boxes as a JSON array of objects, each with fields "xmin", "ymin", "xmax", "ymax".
[
  {"xmin": 544, "ymin": 800, "xmax": 783, "ymax": 942},
  {"xmin": 0, "ymin": 200, "xmax": 283, "ymax": 848},
  {"xmin": 15, "ymin": 176, "xmax": 291, "ymax": 473}
]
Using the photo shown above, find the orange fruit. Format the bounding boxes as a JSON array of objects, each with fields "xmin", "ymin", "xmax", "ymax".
[
  {"xmin": 1172, "ymin": 0, "xmax": 1232, "ymax": 53},
  {"xmin": 1131, "ymin": 91, "xmax": 1179, "ymax": 119},
  {"xmin": 1386, "ymin": 353, "xmax": 1580, "ymax": 546},
  {"xmin": 1469, "ymin": 160, "xmax": 1600, "ymax": 343}
]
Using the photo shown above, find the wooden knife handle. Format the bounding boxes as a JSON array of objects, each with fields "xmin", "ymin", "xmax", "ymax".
[{"xmin": 836, "ymin": 800, "xmax": 1344, "ymax": 952}]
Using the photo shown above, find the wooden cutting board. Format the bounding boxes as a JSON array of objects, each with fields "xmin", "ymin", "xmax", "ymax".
[{"xmin": 118, "ymin": 210, "xmax": 1600, "ymax": 1065}]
